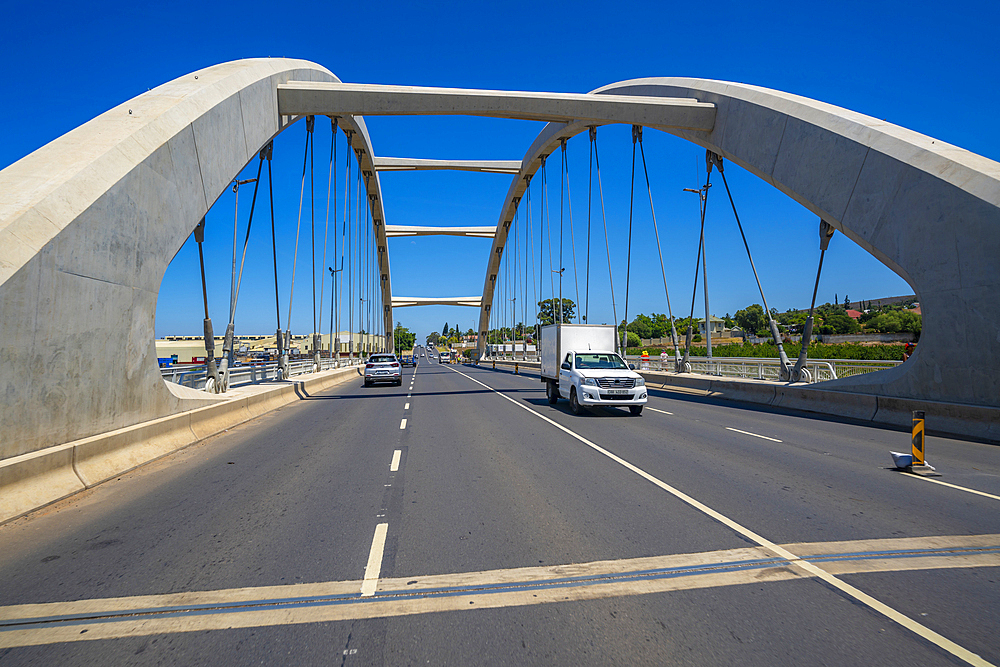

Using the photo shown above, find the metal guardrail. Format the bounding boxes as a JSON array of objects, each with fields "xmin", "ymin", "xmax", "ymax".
[
  {"xmin": 626, "ymin": 356, "xmax": 902, "ymax": 382},
  {"xmin": 480, "ymin": 354, "xmax": 902, "ymax": 384},
  {"xmin": 160, "ymin": 358, "xmax": 364, "ymax": 391}
]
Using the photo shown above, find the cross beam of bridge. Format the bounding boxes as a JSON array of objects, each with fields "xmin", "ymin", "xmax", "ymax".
[
  {"xmin": 373, "ymin": 157, "xmax": 521, "ymax": 174},
  {"xmin": 276, "ymin": 82, "xmax": 717, "ymax": 131},
  {"xmin": 385, "ymin": 225, "xmax": 496, "ymax": 239},
  {"xmin": 392, "ymin": 296, "xmax": 482, "ymax": 308}
]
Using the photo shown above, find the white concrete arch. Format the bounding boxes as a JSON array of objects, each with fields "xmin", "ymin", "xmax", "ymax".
[
  {"xmin": 478, "ymin": 78, "xmax": 1000, "ymax": 410},
  {"xmin": 0, "ymin": 59, "xmax": 393, "ymax": 458}
]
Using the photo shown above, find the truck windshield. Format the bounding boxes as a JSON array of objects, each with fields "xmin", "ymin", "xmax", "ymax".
[{"xmin": 574, "ymin": 353, "xmax": 628, "ymax": 370}]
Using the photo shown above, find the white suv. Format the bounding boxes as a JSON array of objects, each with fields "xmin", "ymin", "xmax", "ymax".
[{"xmin": 364, "ymin": 354, "xmax": 402, "ymax": 386}]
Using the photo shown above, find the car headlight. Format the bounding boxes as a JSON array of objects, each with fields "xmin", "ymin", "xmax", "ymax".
[
  {"xmin": 634, "ymin": 378, "xmax": 645, "ymax": 386},
  {"xmin": 583, "ymin": 378, "xmax": 597, "ymax": 386}
]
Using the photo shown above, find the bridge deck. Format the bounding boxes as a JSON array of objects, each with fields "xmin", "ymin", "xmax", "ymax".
[{"xmin": 1, "ymin": 353, "xmax": 999, "ymax": 664}]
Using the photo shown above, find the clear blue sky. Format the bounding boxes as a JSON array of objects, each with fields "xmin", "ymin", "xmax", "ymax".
[{"xmin": 3, "ymin": 0, "xmax": 998, "ymax": 345}]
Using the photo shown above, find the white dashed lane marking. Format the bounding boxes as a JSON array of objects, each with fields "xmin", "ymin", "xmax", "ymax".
[
  {"xmin": 400, "ymin": 418, "xmax": 407, "ymax": 430},
  {"xmin": 390, "ymin": 450, "xmax": 401, "ymax": 472},
  {"xmin": 726, "ymin": 427, "xmax": 782, "ymax": 443},
  {"xmin": 647, "ymin": 407, "xmax": 673, "ymax": 415}
]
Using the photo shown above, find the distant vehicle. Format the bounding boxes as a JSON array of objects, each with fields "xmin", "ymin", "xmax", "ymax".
[
  {"xmin": 540, "ymin": 324, "xmax": 647, "ymax": 415},
  {"xmin": 364, "ymin": 353, "xmax": 402, "ymax": 386},
  {"xmin": 438, "ymin": 351, "xmax": 451, "ymax": 363},
  {"xmin": 401, "ymin": 354, "xmax": 416, "ymax": 367}
]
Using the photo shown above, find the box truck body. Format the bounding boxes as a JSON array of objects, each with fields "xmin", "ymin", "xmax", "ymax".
[{"xmin": 539, "ymin": 324, "xmax": 646, "ymax": 415}]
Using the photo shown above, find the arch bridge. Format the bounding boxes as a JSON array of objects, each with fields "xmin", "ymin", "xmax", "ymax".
[{"xmin": 1, "ymin": 58, "xmax": 998, "ymax": 460}]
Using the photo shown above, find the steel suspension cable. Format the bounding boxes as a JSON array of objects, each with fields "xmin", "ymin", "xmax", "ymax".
[
  {"xmin": 328, "ymin": 118, "xmax": 338, "ymax": 360},
  {"xmin": 339, "ymin": 131, "xmax": 351, "ymax": 360},
  {"xmin": 356, "ymin": 160, "xmax": 363, "ymax": 355},
  {"xmin": 542, "ymin": 157, "xmax": 555, "ymax": 303},
  {"xmin": 309, "ymin": 120, "xmax": 318, "ymax": 369},
  {"xmin": 593, "ymin": 129, "xmax": 618, "ymax": 342},
  {"xmin": 622, "ymin": 126, "xmax": 638, "ymax": 355},
  {"xmin": 637, "ymin": 129, "xmax": 681, "ymax": 365},
  {"xmin": 717, "ymin": 165, "xmax": 792, "ymax": 372},
  {"xmin": 586, "ymin": 127, "xmax": 594, "ymax": 323},
  {"xmin": 526, "ymin": 177, "xmax": 539, "ymax": 343},
  {"xmin": 265, "ymin": 144, "xmax": 287, "ymax": 378},
  {"xmin": 681, "ymin": 168, "xmax": 713, "ymax": 369},
  {"xmin": 287, "ymin": 117, "xmax": 313, "ymax": 344},
  {"xmin": 319, "ymin": 119, "xmax": 336, "ymax": 360},
  {"xmin": 347, "ymin": 137, "xmax": 354, "ymax": 359},
  {"xmin": 230, "ymin": 158, "xmax": 263, "ymax": 323},
  {"xmin": 193, "ymin": 218, "xmax": 219, "ymax": 391},
  {"xmin": 562, "ymin": 139, "xmax": 581, "ymax": 323}
]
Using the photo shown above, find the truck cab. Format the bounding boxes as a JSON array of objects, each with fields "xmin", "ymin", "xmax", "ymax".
[{"xmin": 539, "ymin": 324, "xmax": 647, "ymax": 415}]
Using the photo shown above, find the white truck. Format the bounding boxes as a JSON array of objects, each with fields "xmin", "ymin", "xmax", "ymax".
[{"xmin": 539, "ymin": 324, "xmax": 647, "ymax": 415}]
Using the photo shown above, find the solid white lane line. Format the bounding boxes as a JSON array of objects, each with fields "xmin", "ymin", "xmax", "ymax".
[
  {"xmin": 726, "ymin": 427, "xmax": 782, "ymax": 443},
  {"xmin": 404, "ymin": 402, "xmax": 410, "ymax": 410},
  {"xmin": 360, "ymin": 523, "xmax": 388, "ymax": 597},
  {"xmin": 647, "ymin": 407, "xmax": 673, "ymax": 415},
  {"xmin": 400, "ymin": 418, "xmax": 407, "ymax": 430},
  {"xmin": 445, "ymin": 366, "xmax": 991, "ymax": 667},
  {"xmin": 390, "ymin": 450, "xmax": 401, "ymax": 472},
  {"xmin": 901, "ymin": 473, "xmax": 1000, "ymax": 501}
]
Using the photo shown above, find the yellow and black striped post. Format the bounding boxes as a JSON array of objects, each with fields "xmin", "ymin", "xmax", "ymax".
[
  {"xmin": 911, "ymin": 410, "xmax": 926, "ymax": 466},
  {"xmin": 515, "ymin": 362, "xmax": 519, "ymax": 375},
  {"xmin": 492, "ymin": 359, "xmax": 496, "ymax": 370}
]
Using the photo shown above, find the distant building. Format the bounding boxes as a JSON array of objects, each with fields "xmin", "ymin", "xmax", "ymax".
[
  {"xmin": 697, "ymin": 316, "xmax": 727, "ymax": 336},
  {"xmin": 845, "ymin": 309, "xmax": 863, "ymax": 320}
]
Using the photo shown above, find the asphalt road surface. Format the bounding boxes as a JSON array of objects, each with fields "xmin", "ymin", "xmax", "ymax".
[{"xmin": 2, "ymin": 347, "xmax": 999, "ymax": 666}]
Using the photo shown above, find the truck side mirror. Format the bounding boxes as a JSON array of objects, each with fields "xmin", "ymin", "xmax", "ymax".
[
  {"xmin": 629, "ymin": 363, "xmax": 636, "ymax": 370},
  {"xmin": 561, "ymin": 362, "xmax": 571, "ymax": 370}
]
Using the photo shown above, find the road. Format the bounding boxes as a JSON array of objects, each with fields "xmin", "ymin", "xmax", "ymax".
[{"xmin": 1, "ymin": 346, "xmax": 999, "ymax": 665}]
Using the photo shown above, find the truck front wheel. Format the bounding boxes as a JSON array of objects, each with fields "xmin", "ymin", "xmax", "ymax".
[
  {"xmin": 569, "ymin": 388, "xmax": 585, "ymax": 415},
  {"xmin": 629, "ymin": 405, "xmax": 643, "ymax": 416},
  {"xmin": 546, "ymin": 380, "xmax": 559, "ymax": 405}
]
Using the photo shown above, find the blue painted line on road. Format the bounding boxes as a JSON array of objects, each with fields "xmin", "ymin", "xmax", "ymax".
[
  {"xmin": 0, "ymin": 557, "xmax": 786, "ymax": 630},
  {"xmin": 4, "ymin": 544, "xmax": 998, "ymax": 632}
]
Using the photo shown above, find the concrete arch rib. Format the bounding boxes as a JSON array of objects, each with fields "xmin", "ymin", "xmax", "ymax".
[
  {"xmin": 479, "ymin": 78, "xmax": 1000, "ymax": 409},
  {"xmin": 0, "ymin": 58, "xmax": 392, "ymax": 459}
]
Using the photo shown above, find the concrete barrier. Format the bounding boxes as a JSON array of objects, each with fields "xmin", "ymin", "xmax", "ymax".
[
  {"xmin": 0, "ymin": 365, "xmax": 361, "ymax": 525},
  {"xmin": 484, "ymin": 360, "xmax": 998, "ymax": 443},
  {"xmin": 0, "ymin": 445, "xmax": 83, "ymax": 525},
  {"xmin": 874, "ymin": 396, "xmax": 1000, "ymax": 443},
  {"xmin": 771, "ymin": 385, "xmax": 879, "ymax": 423}
]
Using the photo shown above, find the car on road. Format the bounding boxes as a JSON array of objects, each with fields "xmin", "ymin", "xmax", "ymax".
[
  {"xmin": 364, "ymin": 353, "xmax": 402, "ymax": 386},
  {"xmin": 401, "ymin": 354, "xmax": 416, "ymax": 367}
]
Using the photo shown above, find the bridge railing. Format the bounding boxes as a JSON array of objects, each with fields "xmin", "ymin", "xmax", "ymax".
[
  {"xmin": 626, "ymin": 356, "xmax": 902, "ymax": 382},
  {"xmin": 479, "ymin": 354, "xmax": 901, "ymax": 383},
  {"xmin": 160, "ymin": 358, "xmax": 364, "ymax": 390}
]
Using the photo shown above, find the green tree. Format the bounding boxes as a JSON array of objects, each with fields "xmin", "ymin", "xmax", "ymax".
[
  {"xmin": 627, "ymin": 314, "xmax": 654, "ymax": 339},
  {"xmin": 442, "ymin": 322, "xmax": 449, "ymax": 338},
  {"xmin": 844, "ymin": 294, "xmax": 851, "ymax": 309},
  {"xmin": 626, "ymin": 331, "xmax": 641, "ymax": 348},
  {"xmin": 425, "ymin": 331, "xmax": 440, "ymax": 346},
  {"xmin": 393, "ymin": 322, "xmax": 415, "ymax": 351},
  {"xmin": 865, "ymin": 310, "xmax": 921, "ymax": 334},
  {"xmin": 816, "ymin": 305, "xmax": 861, "ymax": 334},
  {"xmin": 537, "ymin": 298, "xmax": 576, "ymax": 325},
  {"xmin": 734, "ymin": 304, "xmax": 768, "ymax": 335}
]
